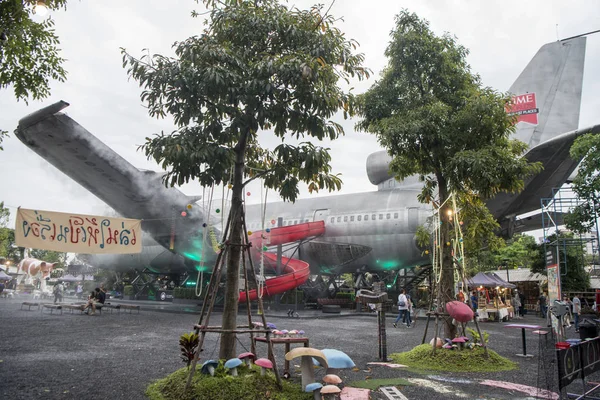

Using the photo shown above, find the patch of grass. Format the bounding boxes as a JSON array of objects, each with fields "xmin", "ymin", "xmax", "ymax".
[
  {"xmin": 390, "ymin": 344, "xmax": 517, "ymax": 373},
  {"xmin": 349, "ymin": 378, "xmax": 413, "ymax": 390},
  {"xmin": 146, "ymin": 364, "xmax": 312, "ymax": 400}
]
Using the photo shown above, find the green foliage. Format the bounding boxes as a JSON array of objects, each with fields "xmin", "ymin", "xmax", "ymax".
[
  {"xmin": 173, "ymin": 287, "xmax": 200, "ymax": 299},
  {"xmin": 526, "ymin": 232, "xmax": 590, "ymax": 291},
  {"xmin": 566, "ymin": 134, "xmax": 600, "ymax": 233},
  {"xmin": 29, "ymin": 248, "xmax": 66, "ymax": 267},
  {"xmin": 356, "ymin": 11, "xmax": 541, "ymax": 337},
  {"xmin": 415, "ymin": 225, "xmax": 430, "ymax": 249},
  {"xmin": 123, "ymin": 285, "xmax": 134, "ymax": 296},
  {"xmin": 179, "ymin": 332, "xmax": 199, "ymax": 368},
  {"xmin": 0, "ymin": 201, "xmax": 9, "ymax": 227},
  {"xmin": 121, "ymin": 0, "xmax": 368, "ymax": 200},
  {"xmin": 122, "ymin": 0, "xmax": 369, "ymax": 360},
  {"xmin": 466, "ymin": 327, "xmax": 489, "ymax": 345},
  {"xmin": 146, "ymin": 365, "xmax": 311, "ymax": 400},
  {"xmin": 391, "ymin": 344, "xmax": 516, "ymax": 372},
  {"xmin": 469, "ymin": 234, "xmax": 541, "ymax": 275},
  {"xmin": 0, "ymin": 0, "xmax": 68, "ymax": 149}
]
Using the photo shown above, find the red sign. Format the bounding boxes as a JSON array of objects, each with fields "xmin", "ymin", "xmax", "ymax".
[{"xmin": 506, "ymin": 93, "xmax": 539, "ymax": 125}]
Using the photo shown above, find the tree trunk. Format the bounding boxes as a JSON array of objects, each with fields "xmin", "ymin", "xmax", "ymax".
[
  {"xmin": 437, "ymin": 176, "xmax": 457, "ymax": 339},
  {"xmin": 219, "ymin": 131, "xmax": 249, "ymax": 360}
]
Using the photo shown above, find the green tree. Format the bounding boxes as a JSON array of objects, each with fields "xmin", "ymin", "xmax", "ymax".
[
  {"xmin": 0, "ymin": 0, "xmax": 68, "ymax": 149},
  {"xmin": 494, "ymin": 234, "xmax": 540, "ymax": 269},
  {"xmin": 122, "ymin": 0, "xmax": 368, "ymax": 359},
  {"xmin": 29, "ymin": 248, "xmax": 67, "ymax": 267},
  {"xmin": 356, "ymin": 11, "xmax": 541, "ymax": 337},
  {"xmin": 565, "ymin": 134, "xmax": 600, "ymax": 234},
  {"xmin": 531, "ymin": 233, "xmax": 589, "ymax": 292},
  {"xmin": 0, "ymin": 202, "xmax": 21, "ymax": 264}
]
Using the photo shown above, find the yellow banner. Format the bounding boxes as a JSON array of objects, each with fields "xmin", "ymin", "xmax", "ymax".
[{"xmin": 15, "ymin": 208, "xmax": 142, "ymax": 254}]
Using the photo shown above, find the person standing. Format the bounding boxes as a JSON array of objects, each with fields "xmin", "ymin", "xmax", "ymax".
[
  {"xmin": 470, "ymin": 291, "xmax": 479, "ymax": 310},
  {"xmin": 76, "ymin": 283, "xmax": 83, "ymax": 299},
  {"xmin": 393, "ymin": 289, "xmax": 410, "ymax": 328},
  {"xmin": 539, "ymin": 292, "xmax": 547, "ymax": 319},
  {"xmin": 513, "ymin": 291, "xmax": 522, "ymax": 320},
  {"xmin": 573, "ymin": 294, "xmax": 581, "ymax": 332},
  {"xmin": 53, "ymin": 282, "xmax": 64, "ymax": 304},
  {"xmin": 519, "ymin": 291, "xmax": 526, "ymax": 317}
]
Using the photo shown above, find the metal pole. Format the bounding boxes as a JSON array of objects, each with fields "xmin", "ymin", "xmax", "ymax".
[{"xmin": 275, "ymin": 216, "xmax": 283, "ymax": 310}]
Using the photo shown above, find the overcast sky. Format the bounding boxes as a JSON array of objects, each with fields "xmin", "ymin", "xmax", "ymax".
[{"xmin": 1, "ymin": 0, "xmax": 599, "ymax": 226}]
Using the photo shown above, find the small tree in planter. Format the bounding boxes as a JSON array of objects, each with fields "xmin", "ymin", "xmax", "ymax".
[{"xmin": 123, "ymin": 285, "xmax": 134, "ymax": 300}]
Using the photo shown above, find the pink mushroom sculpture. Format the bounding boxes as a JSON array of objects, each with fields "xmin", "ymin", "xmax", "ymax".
[{"xmin": 255, "ymin": 358, "xmax": 273, "ymax": 376}]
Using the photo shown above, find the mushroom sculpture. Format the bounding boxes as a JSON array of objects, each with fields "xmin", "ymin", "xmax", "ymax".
[
  {"xmin": 323, "ymin": 374, "xmax": 342, "ymax": 387},
  {"xmin": 255, "ymin": 358, "xmax": 273, "ymax": 376},
  {"xmin": 305, "ymin": 382, "xmax": 323, "ymax": 400},
  {"xmin": 452, "ymin": 337, "xmax": 466, "ymax": 350},
  {"xmin": 321, "ymin": 384, "xmax": 342, "ymax": 400},
  {"xmin": 429, "ymin": 337, "xmax": 443, "ymax": 349},
  {"xmin": 285, "ymin": 347, "xmax": 328, "ymax": 390},
  {"xmin": 200, "ymin": 359, "xmax": 218, "ymax": 377},
  {"xmin": 238, "ymin": 352, "xmax": 256, "ymax": 366},
  {"xmin": 313, "ymin": 349, "xmax": 355, "ymax": 374},
  {"xmin": 224, "ymin": 358, "xmax": 243, "ymax": 376}
]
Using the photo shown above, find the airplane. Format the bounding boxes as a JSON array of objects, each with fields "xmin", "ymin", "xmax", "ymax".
[{"xmin": 14, "ymin": 36, "xmax": 600, "ymax": 298}]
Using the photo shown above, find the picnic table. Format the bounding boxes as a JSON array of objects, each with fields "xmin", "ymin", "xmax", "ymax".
[{"xmin": 504, "ymin": 324, "xmax": 542, "ymax": 357}]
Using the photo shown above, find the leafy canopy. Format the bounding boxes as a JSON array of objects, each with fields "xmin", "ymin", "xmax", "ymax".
[
  {"xmin": 357, "ymin": 10, "xmax": 542, "ymax": 247},
  {"xmin": 122, "ymin": 0, "xmax": 369, "ymax": 201},
  {"xmin": 0, "ymin": 0, "xmax": 68, "ymax": 149},
  {"xmin": 565, "ymin": 133, "xmax": 600, "ymax": 233}
]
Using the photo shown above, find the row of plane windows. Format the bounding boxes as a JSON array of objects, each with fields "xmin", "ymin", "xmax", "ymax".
[
  {"xmin": 248, "ymin": 212, "xmax": 401, "ymax": 229},
  {"xmin": 331, "ymin": 212, "xmax": 400, "ymax": 223}
]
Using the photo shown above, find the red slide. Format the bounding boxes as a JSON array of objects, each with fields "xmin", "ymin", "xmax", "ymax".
[{"xmin": 239, "ymin": 221, "xmax": 324, "ymax": 303}]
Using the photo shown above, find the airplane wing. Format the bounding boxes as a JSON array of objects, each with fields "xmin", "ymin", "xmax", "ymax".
[
  {"xmin": 15, "ymin": 101, "xmax": 206, "ymax": 254},
  {"xmin": 487, "ymin": 124, "xmax": 600, "ymax": 221}
]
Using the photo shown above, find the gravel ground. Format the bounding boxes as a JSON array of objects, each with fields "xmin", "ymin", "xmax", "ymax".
[{"xmin": 0, "ymin": 298, "xmax": 595, "ymax": 399}]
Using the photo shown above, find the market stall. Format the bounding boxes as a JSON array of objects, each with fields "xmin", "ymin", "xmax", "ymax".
[{"xmin": 468, "ymin": 272, "xmax": 516, "ymax": 322}]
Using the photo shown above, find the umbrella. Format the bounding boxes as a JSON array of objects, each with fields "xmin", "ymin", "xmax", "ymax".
[{"xmin": 0, "ymin": 270, "xmax": 11, "ymax": 280}]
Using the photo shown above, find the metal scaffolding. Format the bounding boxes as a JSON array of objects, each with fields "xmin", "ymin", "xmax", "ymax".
[{"xmin": 540, "ymin": 185, "xmax": 600, "ymax": 276}]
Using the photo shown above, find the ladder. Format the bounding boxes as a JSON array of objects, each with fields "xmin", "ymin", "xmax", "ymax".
[{"xmin": 380, "ymin": 386, "xmax": 409, "ymax": 400}]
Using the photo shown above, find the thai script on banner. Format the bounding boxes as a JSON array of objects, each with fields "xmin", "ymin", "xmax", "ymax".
[{"xmin": 15, "ymin": 208, "xmax": 142, "ymax": 254}]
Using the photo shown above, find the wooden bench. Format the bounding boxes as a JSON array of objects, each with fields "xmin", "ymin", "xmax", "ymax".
[
  {"xmin": 21, "ymin": 302, "xmax": 40, "ymax": 311},
  {"xmin": 42, "ymin": 304, "xmax": 63, "ymax": 315}
]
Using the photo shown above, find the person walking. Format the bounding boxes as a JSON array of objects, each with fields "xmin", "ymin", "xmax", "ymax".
[
  {"xmin": 403, "ymin": 293, "xmax": 414, "ymax": 327},
  {"xmin": 76, "ymin": 283, "xmax": 83, "ymax": 299},
  {"xmin": 573, "ymin": 294, "xmax": 581, "ymax": 332},
  {"xmin": 393, "ymin": 289, "xmax": 410, "ymax": 328}
]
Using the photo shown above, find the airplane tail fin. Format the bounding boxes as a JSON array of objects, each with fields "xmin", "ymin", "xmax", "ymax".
[{"xmin": 507, "ymin": 37, "xmax": 586, "ymax": 148}]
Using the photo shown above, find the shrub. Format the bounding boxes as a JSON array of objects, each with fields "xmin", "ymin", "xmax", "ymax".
[
  {"xmin": 124, "ymin": 285, "xmax": 134, "ymax": 296},
  {"xmin": 466, "ymin": 327, "xmax": 489, "ymax": 345},
  {"xmin": 179, "ymin": 332, "xmax": 199, "ymax": 369}
]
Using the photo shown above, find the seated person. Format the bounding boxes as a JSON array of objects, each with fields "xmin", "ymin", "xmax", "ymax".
[{"xmin": 84, "ymin": 288, "xmax": 106, "ymax": 315}]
